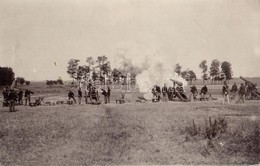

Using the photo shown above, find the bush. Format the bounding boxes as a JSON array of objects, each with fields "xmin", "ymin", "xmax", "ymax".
[
  {"xmin": 182, "ymin": 117, "xmax": 259, "ymax": 164},
  {"xmin": 25, "ymin": 81, "xmax": 30, "ymax": 85}
]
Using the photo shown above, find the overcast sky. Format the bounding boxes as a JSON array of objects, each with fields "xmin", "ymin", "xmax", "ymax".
[{"xmin": 0, "ymin": 0, "xmax": 260, "ymax": 81}]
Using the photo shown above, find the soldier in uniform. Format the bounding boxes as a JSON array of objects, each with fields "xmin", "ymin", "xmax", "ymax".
[
  {"xmin": 190, "ymin": 85, "xmax": 198, "ymax": 102},
  {"xmin": 156, "ymin": 85, "xmax": 161, "ymax": 101},
  {"xmin": 162, "ymin": 84, "xmax": 168, "ymax": 102},
  {"xmin": 101, "ymin": 89, "xmax": 108, "ymax": 104},
  {"xmin": 107, "ymin": 85, "xmax": 111, "ymax": 103},
  {"xmin": 8, "ymin": 89, "xmax": 17, "ymax": 112},
  {"xmin": 222, "ymin": 81, "xmax": 230, "ymax": 104},
  {"xmin": 200, "ymin": 85, "xmax": 208, "ymax": 100},
  {"xmin": 236, "ymin": 83, "xmax": 246, "ymax": 103},
  {"xmin": 151, "ymin": 85, "xmax": 158, "ymax": 102},
  {"xmin": 24, "ymin": 89, "xmax": 34, "ymax": 106},
  {"xmin": 68, "ymin": 90, "xmax": 77, "ymax": 103},
  {"xmin": 78, "ymin": 88, "xmax": 82, "ymax": 104},
  {"xmin": 18, "ymin": 89, "xmax": 23, "ymax": 105},
  {"xmin": 230, "ymin": 82, "xmax": 238, "ymax": 100}
]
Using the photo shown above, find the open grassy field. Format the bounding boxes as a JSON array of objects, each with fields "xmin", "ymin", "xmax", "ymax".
[{"xmin": 0, "ymin": 82, "xmax": 260, "ymax": 165}]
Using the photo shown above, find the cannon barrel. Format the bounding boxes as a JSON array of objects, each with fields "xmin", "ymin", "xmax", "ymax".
[
  {"xmin": 239, "ymin": 76, "xmax": 256, "ymax": 85},
  {"xmin": 170, "ymin": 79, "xmax": 183, "ymax": 86}
]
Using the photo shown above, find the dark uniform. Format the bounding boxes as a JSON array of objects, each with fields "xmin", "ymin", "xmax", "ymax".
[
  {"xmin": 101, "ymin": 89, "xmax": 108, "ymax": 104},
  {"xmin": 8, "ymin": 90, "xmax": 17, "ymax": 112},
  {"xmin": 200, "ymin": 85, "xmax": 208, "ymax": 100},
  {"xmin": 190, "ymin": 85, "xmax": 198, "ymax": 101},
  {"xmin": 107, "ymin": 86, "xmax": 111, "ymax": 103},
  {"xmin": 162, "ymin": 85, "xmax": 168, "ymax": 102},
  {"xmin": 18, "ymin": 89, "xmax": 23, "ymax": 105},
  {"xmin": 68, "ymin": 90, "xmax": 76, "ymax": 103},
  {"xmin": 25, "ymin": 89, "xmax": 34, "ymax": 106},
  {"xmin": 222, "ymin": 82, "xmax": 230, "ymax": 104},
  {"xmin": 78, "ymin": 88, "xmax": 82, "ymax": 104},
  {"xmin": 156, "ymin": 86, "xmax": 161, "ymax": 101},
  {"xmin": 236, "ymin": 83, "xmax": 245, "ymax": 103},
  {"xmin": 230, "ymin": 83, "xmax": 238, "ymax": 100}
]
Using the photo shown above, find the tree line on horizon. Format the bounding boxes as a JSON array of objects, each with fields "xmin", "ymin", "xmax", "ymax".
[{"xmin": 174, "ymin": 59, "xmax": 233, "ymax": 85}]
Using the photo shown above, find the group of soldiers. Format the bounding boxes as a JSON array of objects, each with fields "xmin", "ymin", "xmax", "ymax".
[
  {"xmin": 2, "ymin": 86, "xmax": 34, "ymax": 112},
  {"xmin": 67, "ymin": 83, "xmax": 111, "ymax": 105},
  {"xmin": 151, "ymin": 84, "xmax": 189, "ymax": 102},
  {"xmin": 224, "ymin": 81, "xmax": 257, "ymax": 104}
]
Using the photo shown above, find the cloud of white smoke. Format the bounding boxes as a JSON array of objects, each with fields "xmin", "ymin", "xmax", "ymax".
[{"xmin": 136, "ymin": 56, "xmax": 187, "ymax": 93}]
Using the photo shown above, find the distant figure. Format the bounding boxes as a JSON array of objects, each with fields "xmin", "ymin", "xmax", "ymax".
[
  {"xmin": 78, "ymin": 88, "xmax": 82, "ymax": 104},
  {"xmin": 101, "ymin": 89, "xmax": 108, "ymax": 104},
  {"xmin": 24, "ymin": 89, "xmax": 34, "ymax": 106},
  {"xmin": 222, "ymin": 81, "xmax": 230, "ymax": 104},
  {"xmin": 236, "ymin": 83, "xmax": 246, "ymax": 104},
  {"xmin": 107, "ymin": 85, "xmax": 111, "ymax": 103},
  {"xmin": 190, "ymin": 85, "xmax": 198, "ymax": 102},
  {"xmin": 230, "ymin": 82, "xmax": 238, "ymax": 100},
  {"xmin": 245, "ymin": 83, "xmax": 253, "ymax": 100},
  {"xmin": 152, "ymin": 86, "xmax": 158, "ymax": 101},
  {"xmin": 162, "ymin": 84, "xmax": 168, "ymax": 102},
  {"xmin": 3, "ymin": 86, "xmax": 9, "ymax": 100},
  {"xmin": 8, "ymin": 89, "xmax": 17, "ymax": 112},
  {"xmin": 156, "ymin": 85, "xmax": 161, "ymax": 101},
  {"xmin": 18, "ymin": 89, "xmax": 23, "ymax": 105},
  {"xmin": 167, "ymin": 87, "xmax": 173, "ymax": 100},
  {"xmin": 200, "ymin": 85, "xmax": 208, "ymax": 100},
  {"xmin": 68, "ymin": 90, "xmax": 76, "ymax": 103}
]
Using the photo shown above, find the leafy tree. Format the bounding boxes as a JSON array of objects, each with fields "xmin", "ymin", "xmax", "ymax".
[
  {"xmin": 112, "ymin": 68, "xmax": 121, "ymax": 82},
  {"xmin": 209, "ymin": 59, "xmax": 220, "ymax": 84},
  {"xmin": 174, "ymin": 63, "xmax": 182, "ymax": 76},
  {"xmin": 181, "ymin": 70, "xmax": 197, "ymax": 84},
  {"xmin": 67, "ymin": 59, "xmax": 80, "ymax": 84},
  {"xmin": 96, "ymin": 56, "xmax": 109, "ymax": 77},
  {"xmin": 221, "ymin": 61, "xmax": 233, "ymax": 82},
  {"xmin": 0, "ymin": 67, "xmax": 15, "ymax": 86},
  {"xmin": 199, "ymin": 60, "xmax": 208, "ymax": 84},
  {"xmin": 77, "ymin": 65, "xmax": 90, "ymax": 83},
  {"xmin": 188, "ymin": 70, "xmax": 197, "ymax": 84},
  {"xmin": 86, "ymin": 57, "xmax": 95, "ymax": 67}
]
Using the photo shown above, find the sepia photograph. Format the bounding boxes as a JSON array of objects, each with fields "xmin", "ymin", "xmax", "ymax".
[{"xmin": 0, "ymin": 0, "xmax": 260, "ymax": 165}]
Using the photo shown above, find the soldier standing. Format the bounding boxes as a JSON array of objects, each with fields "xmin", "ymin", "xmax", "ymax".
[
  {"xmin": 8, "ymin": 89, "xmax": 17, "ymax": 112},
  {"xmin": 101, "ymin": 89, "xmax": 108, "ymax": 104},
  {"xmin": 190, "ymin": 85, "xmax": 198, "ymax": 102},
  {"xmin": 162, "ymin": 84, "xmax": 168, "ymax": 102},
  {"xmin": 18, "ymin": 89, "xmax": 23, "ymax": 105},
  {"xmin": 200, "ymin": 85, "xmax": 208, "ymax": 100},
  {"xmin": 107, "ymin": 85, "xmax": 111, "ymax": 103},
  {"xmin": 222, "ymin": 81, "xmax": 230, "ymax": 104},
  {"xmin": 230, "ymin": 82, "xmax": 238, "ymax": 100},
  {"xmin": 78, "ymin": 88, "xmax": 82, "ymax": 104},
  {"xmin": 24, "ymin": 89, "xmax": 34, "ymax": 106},
  {"xmin": 236, "ymin": 83, "xmax": 246, "ymax": 103}
]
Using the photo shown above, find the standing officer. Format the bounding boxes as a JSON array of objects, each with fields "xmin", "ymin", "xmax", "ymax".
[
  {"xmin": 24, "ymin": 89, "xmax": 34, "ymax": 106},
  {"xmin": 222, "ymin": 81, "xmax": 230, "ymax": 104},
  {"xmin": 78, "ymin": 88, "xmax": 82, "ymax": 104},
  {"xmin": 236, "ymin": 83, "xmax": 246, "ymax": 103},
  {"xmin": 230, "ymin": 82, "xmax": 238, "ymax": 100},
  {"xmin": 162, "ymin": 84, "xmax": 168, "ymax": 102}
]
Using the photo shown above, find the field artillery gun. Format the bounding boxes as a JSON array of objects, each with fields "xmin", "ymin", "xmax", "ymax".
[
  {"xmin": 169, "ymin": 79, "xmax": 189, "ymax": 102},
  {"xmin": 84, "ymin": 88, "xmax": 101, "ymax": 105},
  {"xmin": 239, "ymin": 76, "xmax": 260, "ymax": 100}
]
